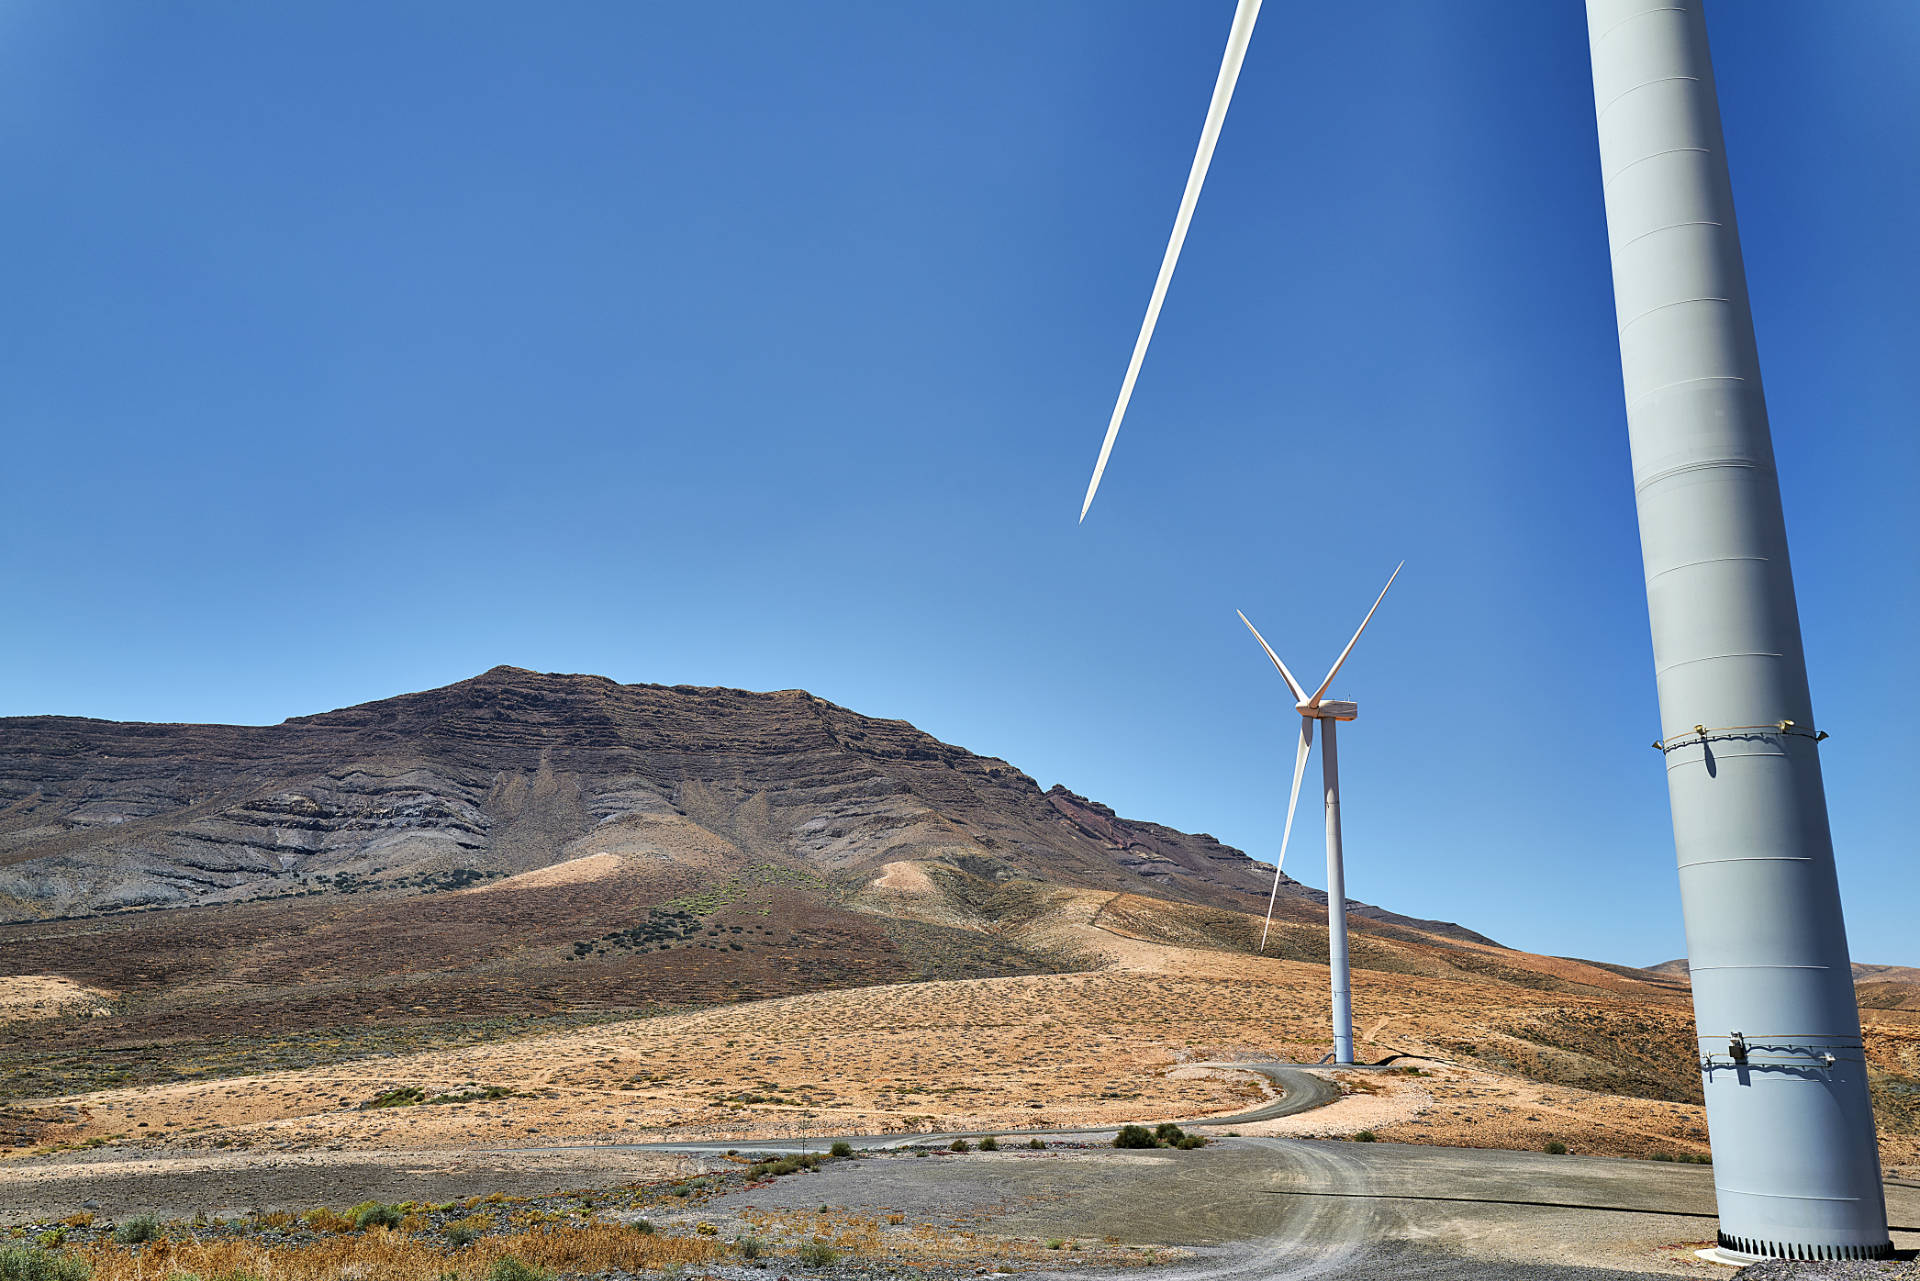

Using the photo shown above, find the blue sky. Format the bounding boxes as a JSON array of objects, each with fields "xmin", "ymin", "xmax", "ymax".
[{"xmin": 3, "ymin": 3, "xmax": 1914, "ymax": 967}]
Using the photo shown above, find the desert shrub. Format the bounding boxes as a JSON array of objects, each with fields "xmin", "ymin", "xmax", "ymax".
[
  {"xmin": 1153, "ymin": 1123, "xmax": 1185, "ymax": 1144},
  {"xmin": 1543, "ymin": 1141, "xmax": 1568, "ymax": 1155},
  {"xmin": 630, "ymin": 1219, "xmax": 655, "ymax": 1235},
  {"xmin": 0, "ymin": 1248, "xmax": 91, "ymax": 1281},
  {"xmin": 113, "ymin": 1215, "xmax": 163, "ymax": 1245},
  {"xmin": 302, "ymin": 1208, "xmax": 354, "ymax": 1234},
  {"xmin": 1174, "ymin": 1134, "xmax": 1208, "ymax": 1150},
  {"xmin": 828, "ymin": 1141, "xmax": 852, "ymax": 1158},
  {"xmin": 445, "ymin": 1215, "xmax": 492, "ymax": 1248},
  {"xmin": 1651, "ymin": 1151, "xmax": 1674, "ymax": 1162},
  {"xmin": 1113, "ymin": 1125, "xmax": 1158, "ymax": 1150},
  {"xmin": 796, "ymin": 1242, "xmax": 839, "ymax": 1268},
  {"xmin": 1027, "ymin": 1138, "xmax": 1045, "ymax": 1150},
  {"xmin": 978, "ymin": 1136, "xmax": 999, "ymax": 1151},
  {"xmin": 363, "ymin": 1087, "xmax": 427, "ymax": 1110},
  {"xmin": 948, "ymin": 1138, "xmax": 970, "ymax": 1153},
  {"xmin": 32, "ymin": 1234, "xmax": 63, "ymax": 1252},
  {"xmin": 1352, "ymin": 1131, "xmax": 1378, "ymax": 1143},
  {"xmin": 737, "ymin": 1235, "xmax": 765, "ymax": 1260},
  {"xmin": 348, "ymin": 1203, "xmax": 404, "ymax": 1231},
  {"xmin": 1046, "ymin": 1239, "xmax": 1066, "ymax": 1250},
  {"xmin": 486, "ymin": 1258, "xmax": 551, "ymax": 1281}
]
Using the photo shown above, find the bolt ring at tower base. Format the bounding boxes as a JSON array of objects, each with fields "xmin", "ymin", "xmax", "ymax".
[{"xmin": 1710, "ymin": 1230, "xmax": 1893, "ymax": 1262}]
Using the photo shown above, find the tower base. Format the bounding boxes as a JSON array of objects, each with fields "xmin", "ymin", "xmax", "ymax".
[{"xmin": 1710, "ymin": 1230, "xmax": 1893, "ymax": 1262}]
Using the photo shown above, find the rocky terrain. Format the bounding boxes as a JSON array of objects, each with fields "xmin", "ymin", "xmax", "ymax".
[{"xmin": 0, "ymin": 666, "xmax": 1479, "ymax": 939}]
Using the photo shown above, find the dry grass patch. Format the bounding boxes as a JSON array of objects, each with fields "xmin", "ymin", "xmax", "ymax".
[{"xmin": 74, "ymin": 1223, "xmax": 719, "ymax": 1281}]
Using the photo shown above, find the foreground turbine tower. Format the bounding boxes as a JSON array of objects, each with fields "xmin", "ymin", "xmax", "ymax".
[{"xmin": 1586, "ymin": 0, "xmax": 1890, "ymax": 1261}]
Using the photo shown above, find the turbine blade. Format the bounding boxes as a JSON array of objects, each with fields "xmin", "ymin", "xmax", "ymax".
[
  {"xmin": 1307, "ymin": 561, "xmax": 1403, "ymax": 706},
  {"xmin": 1259, "ymin": 716, "xmax": 1313, "ymax": 954},
  {"xmin": 1237, "ymin": 610, "xmax": 1308, "ymax": 704},
  {"xmin": 1078, "ymin": 0, "xmax": 1264, "ymax": 523}
]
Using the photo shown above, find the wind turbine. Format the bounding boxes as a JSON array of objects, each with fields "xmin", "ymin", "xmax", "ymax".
[{"xmin": 1236, "ymin": 564, "xmax": 1399, "ymax": 1067}]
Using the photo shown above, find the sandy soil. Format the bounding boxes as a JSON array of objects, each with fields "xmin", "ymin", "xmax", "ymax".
[
  {"xmin": 462, "ymin": 853, "xmax": 624, "ymax": 893},
  {"xmin": 0, "ymin": 1144, "xmax": 705, "ymax": 1221},
  {"xmin": 869, "ymin": 861, "xmax": 935, "ymax": 894},
  {"xmin": 0, "ymin": 976, "xmax": 115, "ymax": 1021}
]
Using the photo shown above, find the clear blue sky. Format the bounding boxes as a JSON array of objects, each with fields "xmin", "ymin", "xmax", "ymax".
[{"xmin": 3, "ymin": 3, "xmax": 1914, "ymax": 968}]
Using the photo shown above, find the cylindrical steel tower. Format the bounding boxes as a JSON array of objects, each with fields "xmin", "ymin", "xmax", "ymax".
[
  {"xmin": 1321, "ymin": 717, "xmax": 1355, "ymax": 1066},
  {"xmin": 1585, "ymin": 0, "xmax": 1889, "ymax": 1259}
]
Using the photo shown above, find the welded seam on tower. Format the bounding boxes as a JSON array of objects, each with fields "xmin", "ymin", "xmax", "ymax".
[{"xmin": 1603, "ymin": 146, "xmax": 1713, "ymax": 186}]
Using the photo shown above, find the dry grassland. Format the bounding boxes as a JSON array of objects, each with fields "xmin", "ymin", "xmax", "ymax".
[
  {"xmin": 72, "ymin": 1223, "xmax": 718, "ymax": 1281},
  {"xmin": 8, "ymin": 886, "xmax": 1917, "ymax": 1180}
]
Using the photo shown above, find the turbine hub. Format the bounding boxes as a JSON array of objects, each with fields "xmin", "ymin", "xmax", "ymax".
[{"xmin": 1301, "ymin": 700, "xmax": 1358, "ymax": 721}]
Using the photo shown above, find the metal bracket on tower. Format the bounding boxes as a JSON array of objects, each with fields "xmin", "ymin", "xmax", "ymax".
[
  {"xmin": 1652, "ymin": 721, "xmax": 1829, "ymax": 753},
  {"xmin": 1698, "ymin": 1031, "xmax": 1853, "ymax": 1075}
]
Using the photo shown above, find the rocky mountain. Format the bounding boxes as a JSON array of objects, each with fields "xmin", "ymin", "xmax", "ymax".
[{"xmin": 0, "ymin": 665, "xmax": 1479, "ymax": 941}]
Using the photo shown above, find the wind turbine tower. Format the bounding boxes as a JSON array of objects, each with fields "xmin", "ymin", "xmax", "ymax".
[
  {"xmin": 1586, "ymin": 0, "xmax": 1888, "ymax": 1261},
  {"xmin": 1238, "ymin": 564, "xmax": 1400, "ymax": 1068}
]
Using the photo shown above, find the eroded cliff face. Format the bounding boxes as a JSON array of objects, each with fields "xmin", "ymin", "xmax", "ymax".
[{"xmin": 0, "ymin": 666, "xmax": 1468, "ymax": 938}]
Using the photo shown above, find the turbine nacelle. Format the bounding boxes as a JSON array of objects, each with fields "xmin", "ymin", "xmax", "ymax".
[{"xmin": 1301, "ymin": 700, "xmax": 1356, "ymax": 721}]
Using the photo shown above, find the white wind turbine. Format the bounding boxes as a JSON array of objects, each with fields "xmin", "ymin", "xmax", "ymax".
[{"xmin": 1236, "ymin": 562, "xmax": 1400, "ymax": 1067}]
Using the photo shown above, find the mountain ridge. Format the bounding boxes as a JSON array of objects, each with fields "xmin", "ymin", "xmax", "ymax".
[{"xmin": 0, "ymin": 665, "xmax": 1488, "ymax": 945}]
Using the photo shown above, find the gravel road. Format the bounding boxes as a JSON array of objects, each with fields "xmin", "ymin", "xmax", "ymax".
[{"xmin": 708, "ymin": 1137, "xmax": 1920, "ymax": 1279}]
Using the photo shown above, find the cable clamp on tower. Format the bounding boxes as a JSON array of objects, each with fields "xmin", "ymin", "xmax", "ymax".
[{"xmin": 1652, "ymin": 721, "xmax": 1830, "ymax": 753}]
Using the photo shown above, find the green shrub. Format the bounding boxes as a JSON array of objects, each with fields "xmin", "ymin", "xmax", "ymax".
[
  {"xmin": 1352, "ymin": 1131, "xmax": 1378, "ymax": 1143},
  {"xmin": 0, "ymin": 1248, "xmax": 92, "ymax": 1281},
  {"xmin": 1153, "ymin": 1123, "xmax": 1185, "ymax": 1144},
  {"xmin": 1174, "ymin": 1134, "xmax": 1208, "ymax": 1150},
  {"xmin": 1045, "ymin": 1239, "xmax": 1066, "ymax": 1251},
  {"xmin": 797, "ymin": 1242, "xmax": 840, "ymax": 1268},
  {"xmin": 349, "ymin": 1202, "xmax": 404, "ymax": 1231},
  {"xmin": 828, "ymin": 1141, "xmax": 852, "ymax": 1158},
  {"xmin": 485, "ymin": 1259, "xmax": 551, "ymax": 1281},
  {"xmin": 1113, "ymin": 1125, "xmax": 1158, "ymax": 1150},
  {"xmin": 737, "ymin": 1235, "xmax": 765, "ymax": 1260},
  {"xmin": 1026, "ymin": 1138, "xmax": 1045, "ymax": 1150},
  {"xmin": 114, "ymin": 1214, "xmax": 164, "ymax": 1244},
  {"xmin": 948, "ymin": 1138, "xmax": 970, "ymax": 1153},
  {"xmin": 978, "ymin": 1135, "xmax": 999, "ymax": 1151},
  {"xmin": 1651, "ymin": 1151, "xmax": 1674, "ymax": 1162},
  {"xmin": 630, "ymin": 1218, "xmax": 655, "ymax": 1235},
  {"xmin": 363, "ymin": 1087, "xmax": 427, "ymax": 1110},
  {"xmin": 1543, "ymin": 1141, "xmax": 1568, "ymax": 1155},
  {"xmin": 30, "ymin": 1233, "xmax": 63, "ymax": 1252}
]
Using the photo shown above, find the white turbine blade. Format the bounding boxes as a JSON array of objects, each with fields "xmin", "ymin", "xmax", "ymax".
[
  {"xmin": 1306, "ymin": 561, "xmax": 1404, "ymax": 707},
  {"xmin": 1237, "ymin": 610, "xmax": 1307, "ymax": 704},
  {"xmin": 1078, "ymin": 0, "xmax": 1264, "ymax": 523},
  {"xmin": 1259, "ymin": 716, "xmax": 1313, "ymax": 953}
]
